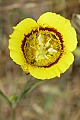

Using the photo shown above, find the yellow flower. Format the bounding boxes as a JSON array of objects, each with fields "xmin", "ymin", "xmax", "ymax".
[{"xmin": 8, "ymin": 12, "xmax": 77, "ymax": 80}]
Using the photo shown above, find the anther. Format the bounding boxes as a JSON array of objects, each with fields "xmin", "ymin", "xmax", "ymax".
[{"xmin": 48, "ymin": 48, "xmax": 57, "ymax": 53}]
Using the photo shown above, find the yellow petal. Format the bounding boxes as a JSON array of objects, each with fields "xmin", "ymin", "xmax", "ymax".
[
  {"xmin": 28, "ymin": 51, "xmax": 74, "ymax": 80},
  {"xmin": 37, "ymin": 12, "xmax": 77, "ymax": 52},
  {"xmin": 37, "ymin": 12, "xmax": 67, "ymax": 29},
  {"xmin": 56, "ymin": 51, "xmax": 74, "ymax": 73},
  {"xmin": 10, "ymin": 50, "xmax": 25, "ymax": 65},
  {"xmin": 28, "ymin": 64, "xmax": 60, "ymax": 80},
  {"xmin": 21, "ymin": 64, "xmax": 29, "ymax": 74},
  {"xmin": 9, "ymin": 18, "xmax": 38, "ymax": 66},
  {"xmin": 14, "ymin": 18, "xmax": 38, "ymax": 34},
  {"xmin": 9, "ymin": 18, "xmax": 38, "ymax": 51}
]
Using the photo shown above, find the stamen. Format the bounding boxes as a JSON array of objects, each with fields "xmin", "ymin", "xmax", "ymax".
[
  {"xmin": 38, "ymin": 34, "xmax": 44, "ymax": 46},
  {"xmin": 45, "ymin": 38, "xmax": 52, "ymax": 47},
  {"xmin": 48, "ymin": 48, "xmax": 57, "ymax": 53},
  {"xmin": 36, "ymin": 54, "xmax": 39, "ymax": 58},
  {"xmin": 44, "ymin": 55, "xmax": 49, "ymax": 59}
]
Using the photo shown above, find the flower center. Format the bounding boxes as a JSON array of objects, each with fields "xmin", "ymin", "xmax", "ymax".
[{"xmin": 22, "ymin": 28, "xmax": 63, "ymax": 67}]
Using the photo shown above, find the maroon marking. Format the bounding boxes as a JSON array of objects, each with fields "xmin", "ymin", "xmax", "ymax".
[
  {"xmin": 21, "ymin": 27, "xmax": 64, "ymax": 68},
  {"xmin": 21, "ymin": 29, "xmax": 38, "ymax": 55}
]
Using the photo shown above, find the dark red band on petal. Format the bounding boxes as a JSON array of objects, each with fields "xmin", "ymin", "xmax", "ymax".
[
  {"xmin": 21, "ymin": 27, "xmax": 64, "ymax": 68},
  {"xmin": 21, "ymin": 29, "xmax": 38, "ymax": 53}
]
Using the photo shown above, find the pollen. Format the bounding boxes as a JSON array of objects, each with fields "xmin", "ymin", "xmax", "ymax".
[{"xmin": 22, "ymin": 28, "xmax": 63, "ymax": 67}]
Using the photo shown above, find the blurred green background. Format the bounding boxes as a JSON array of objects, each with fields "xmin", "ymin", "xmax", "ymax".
[{"xmin": 0, "ymin": 0, "xmax": 80, "ymax": 120}]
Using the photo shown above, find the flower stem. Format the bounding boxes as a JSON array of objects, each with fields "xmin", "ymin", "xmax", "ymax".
[
  {"xmin": 14, "ymin": 75, "xmax": 32, "ymax": 107},
  {"xmin": 24, "ymin": 80, "xmax": 45, "ymax": 94},
  {"xmin": 10, "ymin": 106, "xmax": 15, "ymax": 120},
  {"xmin": 14, "ymin": 76, "xmax": 44, "ymax": 107},
  {"xmin": 0, "ymin": 76, "xmax": 45, "ymax": 120},
  {"xmin": 0, "ymin": 90, "xmax": 11, "ymax": 106}
]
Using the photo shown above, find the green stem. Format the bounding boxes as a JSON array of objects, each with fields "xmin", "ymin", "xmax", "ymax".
[
  {"xmin": 10, "ymin": 106, "xmax": 15, "ymax": 120},
  {"xmin": 25, "ymin": 80, "xmax": 45, "ymax": 94},
  {"xmin": 14, "ymin": 75, "xmax": 32, "ymax": 107},
  {"xmin": 0, "ymin": 76, "xmax": 45, "ymax": 120},
  {"xmin": 10, "ymin": 75, "xmax": 32, "ymax": 120},
  {"xmin": 14, "ymin": 77, "xmax": 44, "ymax": 107},
  {"xmin": 0, "ymin": 90, "xmax": 11, "ymax": 106}
]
